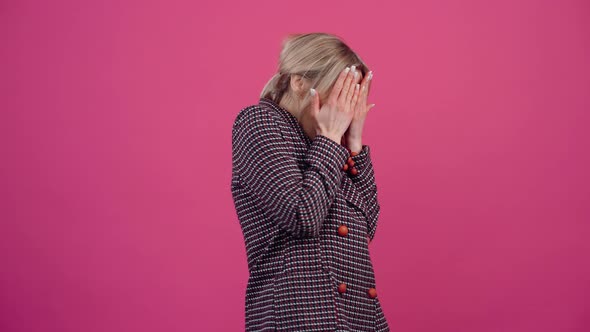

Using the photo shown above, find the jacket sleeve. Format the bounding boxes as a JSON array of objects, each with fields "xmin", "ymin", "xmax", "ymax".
[
  {"xmin": 350, "ymin": 144, "xmax": 381, "ymax": 241},
  {"xmin": 232, "ymin": 106, "xmax": 350, "ymax": 239}
]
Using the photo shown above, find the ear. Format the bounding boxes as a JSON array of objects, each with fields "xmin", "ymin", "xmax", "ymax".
[{"xmin": 289, "ymin": 74, "xmax": 306, "ymax": 96}]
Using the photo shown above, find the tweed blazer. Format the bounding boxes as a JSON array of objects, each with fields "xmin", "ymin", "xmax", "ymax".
[{"xmin": 231, "ymin": 97, "xmax": 389, "ymax": 332}]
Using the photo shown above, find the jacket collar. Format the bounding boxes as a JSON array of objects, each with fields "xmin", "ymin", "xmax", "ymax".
[{"xmin": 259, "ymin": 97, "xmax": 311, "ymax": 145}]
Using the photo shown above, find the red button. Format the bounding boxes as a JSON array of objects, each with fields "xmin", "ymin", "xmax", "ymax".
[
  {"xmin": 338, "ymin": 225, "xmax": 348, "ymax": 236},
  {"xmin": 347, "ymin": 157, "xmax": 355, "ymax": 167},
  {"xmin": 342, "ymin": 163, "xmax": 349, "ymax": 171},
  {"xmin": 338, "ymin": 283, "xmax": 347, "ymax": 293},
  {"xmin": 351, "ymin": 151, "xmax": 359, "ymax": 157},
  {"xmin": 367, "ymin": 288, "xmax": 377, "ymax": 298},
  {"xmin": 350, "ymin": 167, "xmax": 358, "ymax": 175}
]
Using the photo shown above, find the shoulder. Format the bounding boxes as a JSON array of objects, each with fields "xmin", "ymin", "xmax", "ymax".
[{"xmin": 232, "ymin": 101, "xmax": 282, "ymax": 134}]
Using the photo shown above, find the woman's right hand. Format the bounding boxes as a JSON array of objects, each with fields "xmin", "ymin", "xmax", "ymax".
[{"xmin": 308, "ymin": 66, "xmax": 361, "ymax": 144}]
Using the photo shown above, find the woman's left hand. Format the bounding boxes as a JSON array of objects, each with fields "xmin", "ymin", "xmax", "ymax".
[{"xmin": 341, "ymin": 69, "xmax": 375, "ymax": 153}]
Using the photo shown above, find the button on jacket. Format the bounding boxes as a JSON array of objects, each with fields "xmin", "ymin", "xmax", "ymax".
[{"xmin": 231, "ymin": 97, "xmax": 389, "ymax": 331}]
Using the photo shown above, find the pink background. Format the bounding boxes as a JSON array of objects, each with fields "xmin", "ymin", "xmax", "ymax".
[{"xmin": 2, "ymin": 0, "xmax": 589, "ymax": 331}]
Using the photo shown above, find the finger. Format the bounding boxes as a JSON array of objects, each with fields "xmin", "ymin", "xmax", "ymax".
[
  {"xmin": 359, "ymin": 70, "xmax": 372, "ymax": 103},
  {"xmin": 350, "ymin": 83, "xmax": 361, "ymax": 111},
  {"xmin": 329, "ymin": 67, "xmax": 350, "ymax": 103},
  {"xmin": 338, "ymin": 65, "xmax": 356, "ymax": 104},
  {"xmin": 309, "ymin": 88, "xmax": 320, "ymax": 116},
  {"xmin": 366, "ymin": 70, "xmax": 374, "ymax": 97},
  {"xmin": 345, "ymin": 67, "xmax": 359, "ymax": 106}
]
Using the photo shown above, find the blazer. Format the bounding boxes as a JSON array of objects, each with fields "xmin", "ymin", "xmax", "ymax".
[{"xmin": 231, "ymin": 97, "xmax": 389, "ymax": 331}]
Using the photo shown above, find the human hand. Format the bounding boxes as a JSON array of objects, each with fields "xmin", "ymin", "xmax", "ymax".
[
  {"xmin": 343, "ymin": 67, "xmax": 375, "ymax": 153},
  {"xmin": 307, "ymin": 66, "xmax": 361, "ymax": 144}
]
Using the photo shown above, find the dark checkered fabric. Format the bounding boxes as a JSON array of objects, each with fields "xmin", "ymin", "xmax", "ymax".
[{"xmin": 231, "ymin": 97, "xmax": 390, "ymax": 331}]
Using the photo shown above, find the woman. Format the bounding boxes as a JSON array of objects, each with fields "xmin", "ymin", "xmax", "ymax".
[{"xmin": 231, "ymin": 33, "xmax": 389, "ymax": 331}]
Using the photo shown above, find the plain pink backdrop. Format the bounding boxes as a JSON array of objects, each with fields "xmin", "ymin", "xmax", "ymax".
[{"xmin": 1, "ymin": 0, "xmax": 589, "ymax": 331}]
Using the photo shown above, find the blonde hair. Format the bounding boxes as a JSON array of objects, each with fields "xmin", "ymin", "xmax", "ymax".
[{"xmin": 260, "ymin": 33, "xmax": 371, "ymax": 111}]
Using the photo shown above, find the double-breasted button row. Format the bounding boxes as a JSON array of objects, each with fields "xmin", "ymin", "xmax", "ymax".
[
  {"xmin": 337, "ymin": 147, "xmax": 373, "ymax": 299},
  {"xmin": 334, "ymin": 230, "xmax": 377, "ymax": 298},
  {"xmin": 337, "ymin": 282, "xmax": 378, "ymax": 298}
]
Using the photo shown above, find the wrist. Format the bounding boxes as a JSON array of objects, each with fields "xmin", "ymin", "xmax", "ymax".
[
  {"xmin": 326, "ymin": 134, "xmax": 343, "ymax": 145},
  {"xmin": 348, "ymin": 142, "xmax": 362, "ymax": 154}
]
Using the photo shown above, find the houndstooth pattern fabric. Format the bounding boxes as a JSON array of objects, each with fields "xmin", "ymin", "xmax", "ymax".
[{"xmin": 231, "ymin": 97, "xmax": 390, "ymax": 331}]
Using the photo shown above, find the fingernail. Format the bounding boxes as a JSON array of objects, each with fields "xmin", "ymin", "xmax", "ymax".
[
  {"xmin": 368, "ymin": 71, "xmax": 373, "ymax": 80},
  {"xmin": 356, "ymin": 83, "xmax": 360, "ymax": 90},
  {"xmin": 344, "ymin": 67, "xmax": 350, "ymax": 73},
  {"xmin": 354, "ymin": 71, "xmax": 358, "ymax": 78},
  {"xmin": 310, "ymin": 88, "xmax": 316, "ymax": 96},
  {"xmin": 351, "ymin": 65, "xmax": 356, "ymax": 73}
]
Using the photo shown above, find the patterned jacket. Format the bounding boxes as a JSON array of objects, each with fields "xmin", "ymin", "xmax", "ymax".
[{"xmin": 231, "ymin": 97, "xmax": 389, "ymax": 331}]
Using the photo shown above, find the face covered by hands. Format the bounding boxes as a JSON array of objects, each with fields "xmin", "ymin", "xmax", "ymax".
[{"xmin": 341, "ymin": 66, "xmax": 375, "ymax": 153}]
